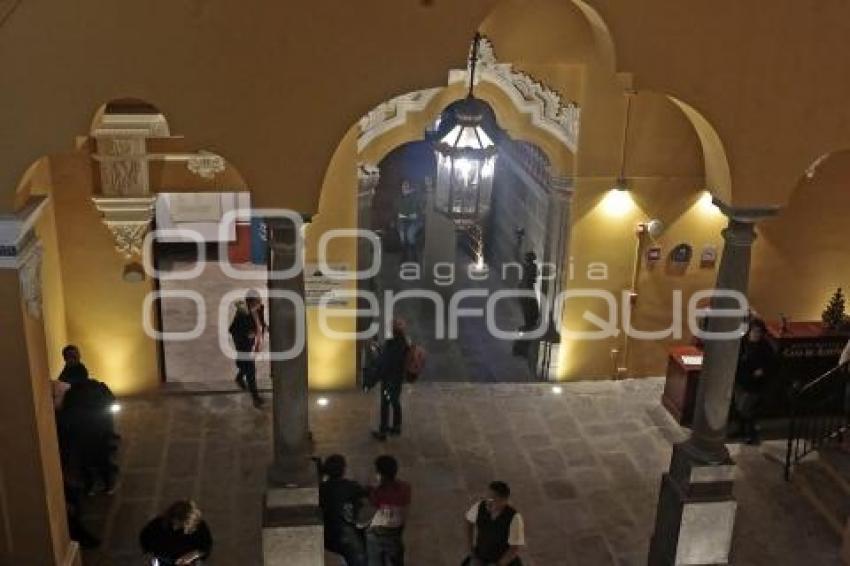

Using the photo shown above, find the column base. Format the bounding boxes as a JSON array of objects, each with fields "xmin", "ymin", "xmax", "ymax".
[
  {"xmin": 267, "ymin": 455, "xmax": 318, "ymax": 488},
  {"xmin": 262, "ymin": 479, "xmax": 323, "ymax": 565},
  {"xmin": 648, "ymin": 442, "xmax": 737, "ymax": 565}
]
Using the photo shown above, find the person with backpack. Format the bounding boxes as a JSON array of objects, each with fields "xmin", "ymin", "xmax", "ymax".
[{"xmin": 370, "ymin": 318, "xmax": 423, "ymax": 441}]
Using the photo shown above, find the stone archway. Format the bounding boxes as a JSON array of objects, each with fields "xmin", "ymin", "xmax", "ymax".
[{"xmin": 343, "ymin": 35, "xmax": 580, "ymax": 382}]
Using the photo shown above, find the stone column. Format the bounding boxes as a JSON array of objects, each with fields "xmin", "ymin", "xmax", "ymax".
[
  {"xmin": 262, "ymin": 216, "xmax": 323, "ymax": 566},
  {"xmin": 648, "ymin": 201, "xmax": 778, "ymax": 566},
  {"xmin": 355, "ymin": 165, "xmax": 380, "ymax": 381},
  {"xmin": 0, "ymin": 196, "xmax": 81, "ymax": 566},
  {"xmin": 535, "ymin": 175, "xmax": 573, "ymax": 380},
  {"xmin": 265, "ymin": 216, "xmax": 314, "ymax": 486}
]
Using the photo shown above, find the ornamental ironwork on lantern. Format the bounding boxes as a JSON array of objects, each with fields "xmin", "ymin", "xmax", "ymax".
[{"xmin": 431, "ymin": 33, "xmax": 502, "ymax": 228}]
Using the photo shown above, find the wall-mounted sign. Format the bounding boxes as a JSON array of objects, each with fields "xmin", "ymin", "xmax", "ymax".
[
  {"xmin": 670, "ymin": 243, "xmax": 693, "ymax": 264},
  {"xmin": 700, "ymin": 245, "xmax": 718, "ymax": 268},
  {"xmin": 647, "ymin": 246, "xmax": 662, "ymax": 262},
  {"xmin": 304, "ymin": 263, "xmax": 351, "ymax": 307}
]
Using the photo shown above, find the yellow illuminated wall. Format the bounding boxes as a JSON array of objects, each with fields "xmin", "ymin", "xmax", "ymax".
[
  {"xmin": 304, "ymin": 126, "xmax": 360, "ymax": 390},
  {"xmin": 750, "ymin": 152, "xmax": 850, "ymax": 324},
  {"xmin": 48, "ymin": 152, "xmax": 159, "ymax": 395}
]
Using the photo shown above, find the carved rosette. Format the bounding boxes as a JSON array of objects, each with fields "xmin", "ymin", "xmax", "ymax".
[{"xmin": 187, "ymin": 151, "xmax": 226, "ymax": 179}]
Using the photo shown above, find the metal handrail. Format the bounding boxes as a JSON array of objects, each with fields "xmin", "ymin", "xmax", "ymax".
[{"xmin": 784, "ymin": 361, "xmax": 850, "ymax": 481}]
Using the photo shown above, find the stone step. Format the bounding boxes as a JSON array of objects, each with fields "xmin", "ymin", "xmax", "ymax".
[
  {"xmin": 796, "ymin": 458, "xmax": 850, "ymax": 537},
  {"xmin": 820, "ymin": 447, "xmax": 850, "ymax": 497}
]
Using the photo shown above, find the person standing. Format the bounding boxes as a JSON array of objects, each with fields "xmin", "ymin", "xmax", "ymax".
[
  {"xmin": 464, "ymin": 481, "xmax": 525, "ymax": 566},
  {"xmin": 366, "ymin": 455, "xmax": 411, "ymax": 566},
  {"xmin": 732, "ymin": 318, "xmax": 775, "ymax": 445},
  {"xmin": 61, "ymin": 364, "xmax": 119, "ymax": 495},
  {"xmin": 396, "ymin": 180, "xmax": 424, "ymax": 263},
  {"xmin": 140, "ymin": 500, "xmax": 212, "ymax": 565},
  {"xmin": 58, "ymin": 344, "xmax": 84, "ymax": 385},
  {"xmin": 371, "ymin": 319, "xmax": 410, "ymax": 441},
  {"xmin": 229, "ymin": 290, "xmax": 266, "ymax": 408},
  {"xmin": 319, "ymin": 454, "xmax": 368, "ymax": 566}
]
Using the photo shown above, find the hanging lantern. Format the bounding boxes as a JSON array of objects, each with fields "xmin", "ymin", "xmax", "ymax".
[{"xmin": 432, "ymin": 33, "xmax": 502, "ymax": 228}]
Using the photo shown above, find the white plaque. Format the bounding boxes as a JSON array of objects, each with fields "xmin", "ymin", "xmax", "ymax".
[{"xmin": 304, "ymin": 263, "xmax": 351, "ymax": 307}]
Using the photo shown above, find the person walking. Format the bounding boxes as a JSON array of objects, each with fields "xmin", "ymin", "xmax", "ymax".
[
  {"xmin": 229, "ymin": 290, "xmax": 266, "ymax": 408},
  {"xmin": 140, "ymin": 500, "xmax": 212, "ymax": 565},
  {"xmin": 366, "ymin": 455, "xmax": 410, "ymax": 566},
  {"xmin": 371, "ymin": 319, "xmax": 410, "ymax": 441},
  {"xmin": 319, "ymin": 454, "xmax": 368, "ymax": 566},
  {"xmin": 464, "ymin": 481, "xmax": 525, "ymax": 566}
]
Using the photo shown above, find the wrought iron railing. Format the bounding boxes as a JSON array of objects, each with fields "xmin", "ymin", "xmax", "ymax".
[{"xmin": 784, "ymin": 361, "xmax": 850, "ymax": 480}]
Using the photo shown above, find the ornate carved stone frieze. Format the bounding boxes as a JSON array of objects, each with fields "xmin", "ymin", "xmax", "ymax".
[
  {"xmin": 451, "ymin": 36, "xmax": 581, "ymax": 152},
  {"xmin": 0, "ymin": 196, "xmax": 48, "ymax": 318},
  {"xmin": 92, "ymin": 133, "xmax": 150, "ymax": 196},
  {"xmin": 357, "ymin": 89, "xmax": 442, "ymax": 152},
  {"xmin": 91, "ymin": 196, "xmax": 157, "ymax": 259}
]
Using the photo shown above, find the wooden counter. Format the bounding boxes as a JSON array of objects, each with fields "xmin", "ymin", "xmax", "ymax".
[{"xmin": 661, "ymin": 321, "xmax": 850, "ymax": 426}]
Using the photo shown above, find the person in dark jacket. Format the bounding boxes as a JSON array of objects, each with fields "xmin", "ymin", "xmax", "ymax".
[
  {"xmin": 371, "ymin": 319, "xmax": 410, "ymax": 441},
  {"xmin": 58, "ymin": 344, "xmax": 85, "ymax": 385},
  {"xmin": 229, "ymin": 290, "xmax": 266, "ymax": 408},
  {"xmin": 61, "ymin": 363, "xmax": 119, "ymax": 495},
  {"xmin": 464, "ymin": 482, "xmax": 525, "ymax": 566},
  {"xmin": 732, "ymin": 318, "xmax": 775, "ymax": 444},
  {"xmin": 319, "ymin": 454, "xmax": 368, "ymax": 566},
  {"xmin": 140, "ymin": 500, "xmax": 212, "ymax": 565}
]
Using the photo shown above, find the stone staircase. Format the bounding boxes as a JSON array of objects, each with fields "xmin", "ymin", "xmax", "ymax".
[{"xmin": 795, "ymin": 447, "xmax": 850, "ymax": 564}]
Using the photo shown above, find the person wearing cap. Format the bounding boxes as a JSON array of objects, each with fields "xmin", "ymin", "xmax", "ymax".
[
  {"xmin": 229, "ymin": 290, "xmax": 267, "ymax": 408},
  {"xmin": 371, "ymin": 319, "xmax": 410, "ymax": 441}
]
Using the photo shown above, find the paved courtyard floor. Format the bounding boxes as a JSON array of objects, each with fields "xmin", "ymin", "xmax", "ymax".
[{"xmin": 81, "ymin": 378, "xmax": 842, "ymax": 565}]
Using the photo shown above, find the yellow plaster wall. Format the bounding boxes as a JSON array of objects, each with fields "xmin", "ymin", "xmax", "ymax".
[
  {"xmin": 750, "ymin": 152, "xmax": 850, "ymax": 323},
  {"xmin": 304, "ymin": 126, "xmax": 360, "ymax": 390},
  {"xmin": 38, "ymin": 201, "xmax": 70, "ymax": 378},
  {"xmin": 0, "ymin": 271, "xmax": 72, "ymax": 566},
  {"xmin": 48, "ymin": 152, "xmax": 159, "ymax": 395}
]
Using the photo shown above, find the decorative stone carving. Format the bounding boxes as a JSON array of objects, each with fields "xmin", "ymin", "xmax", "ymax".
[
  {"xmin": 452, "ymin": 36, "xmax": 581, "ymax": 152},
  {"xmin": 357, "ymin": 163, "xmax": 380, "ymax": 198},
  {"xmin": 187, "ymin": 151, "xmax": 226, "ymax": 179},
  {"xmin": 357, "ymin": 89, "xmax": 442, "ymax": 152},
  {"xmin": 0, "ymin": 196, "xmax": 48, "ymax": 318},
  {"xmin": 93, "ymin": 134, "xmax": 149, "ymax": 196},
  {"xmin": 91, "ymin": 196, "xmax": 157, "ymax": 259},
  {"xmin": 17, "ymin": 239, "xmax": 43, "ymax": 318}
]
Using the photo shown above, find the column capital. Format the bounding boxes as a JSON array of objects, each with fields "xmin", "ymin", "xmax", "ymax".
[
  {"xmin": 712, "ymin": 197, "xmax": 780, "ymax": 223},
  {"xmin": 549, "ymin": 174, "xmax": 575, "ymax": 199},
  {"xmin": 0, "ymin": 196, "xmax": 48, "ymax": 269}
]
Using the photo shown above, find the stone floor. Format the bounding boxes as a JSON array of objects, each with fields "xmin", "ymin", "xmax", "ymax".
[{"xmin": 80, "ymin": 379, "xmax": 842, "ymax": 566}]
